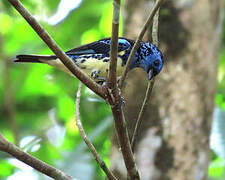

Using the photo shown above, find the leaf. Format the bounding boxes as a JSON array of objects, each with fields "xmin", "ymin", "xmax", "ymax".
[
  {"xmin": 0, "ymin": 160, "xmax": 14, "ymax": 178},
  {"xmin": 208, "ymin": 157, "xmax": 225, "ymax": 179}
]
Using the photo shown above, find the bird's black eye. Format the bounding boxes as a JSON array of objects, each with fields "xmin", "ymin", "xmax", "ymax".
[{"xmin": 153, "ymin": 59, "xmax": 160, "ymax": 66}]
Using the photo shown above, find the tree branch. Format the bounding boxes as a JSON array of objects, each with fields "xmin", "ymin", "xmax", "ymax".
[
  {"xmin": 0, "ymin": 133, "xmax": 74, "ymax": 180},
  {"xmin": 111, "ymin": 105, "xmax": 140, "ymax": 180},
  {"xmin": 106, "ymin": 1, "xmax": 140, "ymax": 179},
  {"xmin": 103, "ymin": 0, "xmax": 140, "ymax": 180},
  {"xmin": 7, "ymin": 0, "xmax": 105, "ymax": 99},
  {"xmin": 131, "ymin": 78, "xmax": 155, "ymax": 150},
  {"xmin": 118, "ymin": 0, "xmax": 165, "ymax": 89},
  {"xmin": 107, "ymin": 0, "xmax": 120, "ymax": 89},
  {"xmin": 152, "ymin": 7, "xmax": 160, "ymax": 47},
  {"xmin": 131, "ymin": 4, "xmax": 160, "ymax": 151},
  {"xmin": 75, "ymin": 82, "xmax": 117, "ymax": 180}
]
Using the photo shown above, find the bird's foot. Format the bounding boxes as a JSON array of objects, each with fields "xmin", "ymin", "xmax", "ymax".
[{"xmin": 103, "ymin": 85, "xmax": 125, "ymax": 108}]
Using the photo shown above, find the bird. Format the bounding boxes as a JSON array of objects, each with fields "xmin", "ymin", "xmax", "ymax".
[{"xmin": 14, "ymin": 37, "xmax": 164, "ymax": 84}]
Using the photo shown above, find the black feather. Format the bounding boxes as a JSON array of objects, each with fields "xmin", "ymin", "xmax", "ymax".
[
  {"xmin": 66, "ymin": 38, "xmax": 135, "ymax": 55},
  {"xmin": 14, "ymin": 38, "xmax": 136, "ymax": 63},
  {"xmin": 14, "ymin": 55, "xmax": 57, "ymax": 63}
]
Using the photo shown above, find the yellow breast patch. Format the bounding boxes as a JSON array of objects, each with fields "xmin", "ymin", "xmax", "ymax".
[
  {"xmin": 41, "ymin": 56, "xmax": 125, "ymax": 83},
  {"xmin": 79, "ymin": 57, "xmax": 124, "ymax": 82}
]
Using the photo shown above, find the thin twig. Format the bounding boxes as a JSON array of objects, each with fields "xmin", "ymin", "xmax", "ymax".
[
  {"xmin": 75, "ymin": 82, "xmax": 117, "ymax": 180},
  {"xmin": 7, "ymin": 0, "xmax": 105, "ymax": 99},
  {"xmin": 131, "ymin": 79, "xmax": 155, "ymax": 150},
  {"xmin": 0, "ymin": 134, "xmax": 74, "ymax": 180},
  {"xmin": 131, "ymin": 5, "xmax": 160, "ymax": 151},
  {"xmin": 118, "ymin": 0, "xmax": 164, "ymax": 89}
]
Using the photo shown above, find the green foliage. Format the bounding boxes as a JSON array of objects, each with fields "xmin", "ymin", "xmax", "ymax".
[
  {"xmin": 210, "ymin": 108, "xmax": 225, "ymax": 180},
  {"xmin": 210, "ymin": 16, "xmax": 225, "ymax": 180},
  {"xmin": 209, "ymin": 157, "xmax": 225, "ymax": 180},
  {"xmin": 216, "ymin": 49, "xmax": 225, "ymax": 110},
  {"xmin": 0, "ymin": 160, "xmax": 14, "ymax": 178},
  {"xmin": 0, "ymin": 0, "xmax": 116, "ymax": 179}
]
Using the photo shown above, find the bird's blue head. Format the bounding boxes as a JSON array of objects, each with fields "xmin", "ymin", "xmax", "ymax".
[{"xmin": 131, "ymin": 42, "xmax": 163, "ymax": 80}]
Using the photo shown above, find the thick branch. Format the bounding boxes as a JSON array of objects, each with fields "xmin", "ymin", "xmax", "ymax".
[
  {"xmin": 75, "ymin": 82, "xmax": 117, "ymax": 180},
  {"xmin": 0, "ymin": 134, "xmax": 74, "ymax": 180},
  {"xmin": 111, "ymin": 103, "xmax": 140, "ymax": 180},
  {"xmin": 7, "ymin": 0, "xmax": 105, "ymax": 99},
  {"xmin": 118, "ymin": 0, "xmax": 165, "ymax": 89}
]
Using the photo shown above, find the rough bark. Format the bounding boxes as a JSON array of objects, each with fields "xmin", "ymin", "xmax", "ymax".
[{"xmin": 110, "ymin": 0, "xmax": 223, "ymax": 180}]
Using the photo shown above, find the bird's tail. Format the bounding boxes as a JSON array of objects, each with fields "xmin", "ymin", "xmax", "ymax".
[{"xmin": 14, "ymin": 54, "xmax": 57, "ymax": 63}]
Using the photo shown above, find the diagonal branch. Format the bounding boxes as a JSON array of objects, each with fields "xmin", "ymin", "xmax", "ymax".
[
  {"xmin": 118, "ymin": 0, "xmax": 165, "ymax": 89},
  {"xmin": 131, "ymin": 4, "xmax": 160, "ymax": 151},
  {"xmin": 131, "ymin": 78, "xmax": 155, "ymax": 150},
  {"xmin": 75, "ymin": 82, "xmax": 117, "ymax": 180},
  {"xmin": 0, "ymin": 133, "xmax": 74, "ymax": 180},
  {"xmin": 7, "ymin": 0, "xmax": 105, "ymax": 99}
]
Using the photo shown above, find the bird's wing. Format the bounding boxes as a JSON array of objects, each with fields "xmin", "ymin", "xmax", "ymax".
[{"xmin": 66, "ymin": 38, "xmax": 135, "ymax": 55}]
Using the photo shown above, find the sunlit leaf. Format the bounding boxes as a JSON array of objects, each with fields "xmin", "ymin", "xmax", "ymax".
[
  {"xmin": 57, "ymin": 95, "xmax": 74, "ymax": 120},
  {"xmin": 99, "ymin": 2, "xmax": 123, "ymax": 37},
  {"xmin": 0, "ymin": 14, "xmax": 13, "ymax": 34},
  {"xmin": 66, "ymin": 117, "xmax": 79, "ymax": 136},
  {"xmin": 2, "ymin": 130, "xmax": 14, "ymax": 144},
  {"xmin": 81, "ymin": 29, "xmax": 101, "ymax": 44},
  {"xmin": 208, "ymin": 157, "xmax": 225, "ymax": 179},
  {"xmin": 0, "ymin": 160, "xmax": 14, "ymax": 178}
]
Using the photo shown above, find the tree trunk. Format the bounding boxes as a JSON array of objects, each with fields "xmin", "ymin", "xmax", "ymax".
[{"xmin": 110, "ymin": 0, "xmax": 223, "ymax": 180}]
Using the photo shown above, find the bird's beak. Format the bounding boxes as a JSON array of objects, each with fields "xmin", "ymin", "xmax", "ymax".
[{"xmin": 148, "ymin": 69, "xmax": 153, "ymax": 80}]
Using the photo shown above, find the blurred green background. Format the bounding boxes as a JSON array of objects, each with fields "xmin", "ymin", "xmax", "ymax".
[{"xmin": 0, "ymin": 0, "xmax": 225, "ymax": 179}]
